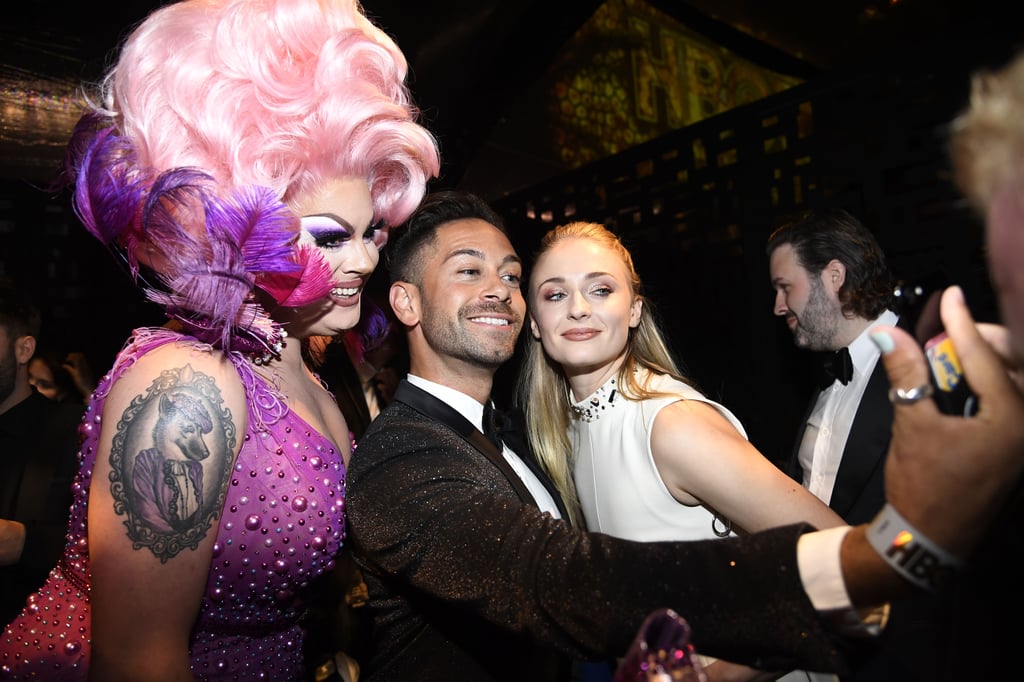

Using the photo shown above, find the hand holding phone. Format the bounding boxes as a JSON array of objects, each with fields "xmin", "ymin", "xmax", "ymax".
[{"xmin": 894, "ymin": 279, "xmax": 979, "ymax": 417}]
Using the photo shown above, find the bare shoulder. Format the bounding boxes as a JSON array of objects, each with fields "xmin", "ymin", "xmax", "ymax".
[
  {"xmin": 95, "ymin": 343, "xmax": 247, "ymax": 562},
  {"xmin": 107, "ymin": 342, "xmax": 246, "ymax": 403},
  {"xmin": 650, "ymin": 398, "xmax": 751, "ymax": 484},
  {"xmin": 653, "ymin": 398, "xmax": 742, "ymax": 442}
]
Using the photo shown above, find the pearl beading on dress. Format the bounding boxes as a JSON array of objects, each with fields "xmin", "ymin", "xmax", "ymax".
[
  {"xmin": 0, "ymin": 329, "xmax": 347, "ymax": 681},
  {"xmin": 570, "ymin": 378, "xmax": 620, "ymax": 423}
]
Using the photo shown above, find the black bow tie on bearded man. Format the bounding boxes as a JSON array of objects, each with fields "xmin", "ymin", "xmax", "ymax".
[{"xmin": 815, "ymin": 346, "xmax": 854, "ymax": 390}]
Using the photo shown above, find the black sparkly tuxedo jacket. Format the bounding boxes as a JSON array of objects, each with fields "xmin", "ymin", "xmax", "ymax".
[{"xmin": 346, "ymin": 380, "xmax": 849, "ymax": 682}]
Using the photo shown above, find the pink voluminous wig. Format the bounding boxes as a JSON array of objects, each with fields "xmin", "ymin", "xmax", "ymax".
[{"xmin": 64, "ymin": 0, "xmax": 439, "ymax": 356}]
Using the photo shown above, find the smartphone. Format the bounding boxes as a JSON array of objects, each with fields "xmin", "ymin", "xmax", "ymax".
[
  {"xmin": 893, "ymin": 278, "xmax": 978, "ymax": 417},
  {"xmin": 923, "ymin": 331, "xmax": 980, "ymax": 417}
]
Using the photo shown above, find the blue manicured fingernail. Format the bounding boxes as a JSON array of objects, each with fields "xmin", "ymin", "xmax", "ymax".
[{"xmin": 870, "ymin": 330, "xmax": 895, "ymax": 353}]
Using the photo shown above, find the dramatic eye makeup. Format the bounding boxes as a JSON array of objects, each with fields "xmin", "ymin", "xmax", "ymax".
[
  {"xmin": 300, "ymin": 214, "xmax": 387, "ymax": 250},
  {"xmin": 301, "ymin": 215, "xmax": 351, "ymax": 250}
]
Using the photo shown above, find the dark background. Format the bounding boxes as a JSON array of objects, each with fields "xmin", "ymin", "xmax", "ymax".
[{"xmin": 1, "ymin": 0, "xmax": 1018, "ymax": 460}]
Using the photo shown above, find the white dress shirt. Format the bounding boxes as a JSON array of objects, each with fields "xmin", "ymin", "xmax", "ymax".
[
  {"xmin": 407, "ymin": 375, "xmax": 561, "ymax": 518},
  {"xmin": 798, "ymin": 310, "xmax": 899, "ymax": 504}
]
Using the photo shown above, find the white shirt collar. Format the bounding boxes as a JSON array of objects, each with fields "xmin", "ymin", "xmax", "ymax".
[
  {"xmin": 848, "ymin": 309, "xmax": 899, "ymax": 376},
  {"xmin": 407, "ymin": 374, "xmax": 487, "ymax": 431}
]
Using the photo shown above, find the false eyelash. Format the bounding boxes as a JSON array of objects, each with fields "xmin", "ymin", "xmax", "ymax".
[{"xmin": 311, "ymin": 228, "xmax": 352, "ymax": 248}]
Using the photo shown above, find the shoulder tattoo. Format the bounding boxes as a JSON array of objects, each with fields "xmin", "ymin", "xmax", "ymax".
[{"xmin": 108, "ymin": 364, "xmax": 237, "ymax": 562}]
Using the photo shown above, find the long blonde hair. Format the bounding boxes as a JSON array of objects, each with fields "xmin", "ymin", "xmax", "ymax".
[{"xmin": 517, "ymin": 222, "xmax": 693, "ymax": 524}]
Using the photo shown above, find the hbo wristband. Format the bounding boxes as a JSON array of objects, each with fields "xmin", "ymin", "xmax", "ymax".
[{"xmin": 866, "ymin": 504, "xmax": 964, "ymax": 591}]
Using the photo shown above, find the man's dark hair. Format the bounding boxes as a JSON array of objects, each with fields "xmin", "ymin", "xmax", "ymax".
[
  {"xmin": 0, "ymin": 285, "xmax": 41, "ymax": 342},
  {"xmin": 387, "ymin": 191, "xmax": 505, "ymax": 286},
  {"xmin": 766, "ymin": 207, "xmax": 893, "ymax": 319}
]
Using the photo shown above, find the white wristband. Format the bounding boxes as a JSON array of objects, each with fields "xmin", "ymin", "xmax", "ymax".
[{"xmin": 866, "ymin": 504, "xmax": 964, "ymax": 591}]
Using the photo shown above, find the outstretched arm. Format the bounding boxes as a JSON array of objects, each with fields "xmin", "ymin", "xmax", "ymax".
[
  {"xmin": 650, "ymin": 401, "xmax": 844, "ymax": 534},
  {"xmin": 349, "ymin": 409, "xmax": 849, "ymax": 675}
]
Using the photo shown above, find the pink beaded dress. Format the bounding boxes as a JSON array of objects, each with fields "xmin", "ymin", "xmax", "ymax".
[{"xmin": 1, "ymin": 328, "xmax": 348, "ymax": 681}]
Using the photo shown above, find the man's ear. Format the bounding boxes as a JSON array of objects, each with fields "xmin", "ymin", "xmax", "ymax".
[
  {"xmin": 14, "ymin": 335, "xmax": 36, "ymax": 365},
  {"xmin": 824, "ymin": 259, "xmax": 847, "ymax": 294},
  {"xmin": 390, "ymin": 282, "xmax": 420, "ymax": 327}
]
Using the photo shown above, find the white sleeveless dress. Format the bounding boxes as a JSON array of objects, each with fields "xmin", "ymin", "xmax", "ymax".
[
  {"xmin": 569, "ymin": 369, "xmax": 832, "ymax": 681},
  {"xmin": 570, "ymin": 369, "xmax": 743, "ymax": 542}
]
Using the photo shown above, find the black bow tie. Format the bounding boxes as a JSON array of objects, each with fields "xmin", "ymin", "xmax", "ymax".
[
  {"xmin": 816, "ymin": 347, "xmax": 853, "ymax": 390},
  {"xmin": 482, "ymin": 401, "xmax": 515, "ymax": 451}
]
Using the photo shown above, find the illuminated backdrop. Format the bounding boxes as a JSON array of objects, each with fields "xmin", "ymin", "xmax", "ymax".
[{"xmin": 543, "ymin": 0, "xmax": 802, "ymax": 168}]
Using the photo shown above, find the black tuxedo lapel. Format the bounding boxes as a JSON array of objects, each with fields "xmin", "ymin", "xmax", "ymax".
[
  {"xmin": 829, "ymin": 361, "xmax": 891, "ymax": 518},
  {"xmin": 392, "ymin": 380, "xmax": 538, "ymax": 509},
  {"xmin": 788, "ymin": 315, "xmax": 903, "ymax": 522},
  {"xmin": 788, "ymin": 365, "xmax": 891, "ymax": 521},
  {"xmin": 500, "ymin": 406, "xmax": 571, "ymax": 522},
  {"xmin": 830, "ymin": 314, "xmax": 906, "ymax": 521}
]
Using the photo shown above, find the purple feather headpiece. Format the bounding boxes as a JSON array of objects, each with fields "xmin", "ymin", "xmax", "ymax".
[{"xmin": 65, "ymin": 115, "xmax": 333, "ymax": 361}]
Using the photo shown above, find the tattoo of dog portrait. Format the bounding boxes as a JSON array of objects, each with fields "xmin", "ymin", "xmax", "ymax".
[{"xmin": 109, "ymin": 364, "xmax": 236, "ymax": 562}]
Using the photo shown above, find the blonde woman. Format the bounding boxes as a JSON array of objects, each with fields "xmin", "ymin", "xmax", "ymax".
[{"xmin": 520, "ymin": 222, "xmax": 844, "ymax": 681}]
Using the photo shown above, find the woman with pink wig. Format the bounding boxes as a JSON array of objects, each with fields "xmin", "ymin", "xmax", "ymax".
[{"xmin": 0, "ymin": 0, "xmax": 438, "ymax": 679}]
